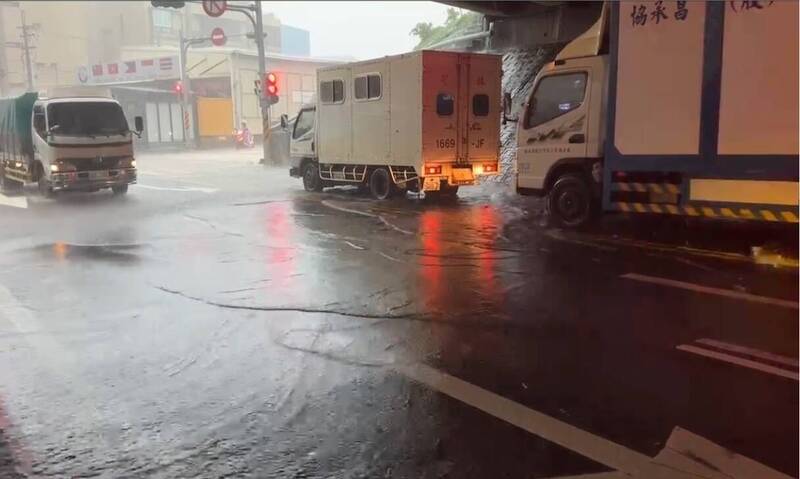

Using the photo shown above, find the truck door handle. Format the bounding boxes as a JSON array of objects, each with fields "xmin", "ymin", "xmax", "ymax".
[{"xmin": 568, "ymin": 134, "xmax": 585, "ymax": 144}]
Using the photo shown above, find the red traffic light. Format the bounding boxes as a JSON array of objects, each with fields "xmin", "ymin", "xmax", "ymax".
[
  {"xmin": 173, "ymin": 81, "xmax": 183, "ymax": 94},
  {"xmin": 264, "ymin": 72, "xmax": 278, "ymax": 95}
]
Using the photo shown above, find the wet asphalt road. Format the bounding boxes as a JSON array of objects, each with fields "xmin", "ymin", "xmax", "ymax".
[{"xmin": 0, "ymin": 149, "xmax": 797, "ymax": 479}]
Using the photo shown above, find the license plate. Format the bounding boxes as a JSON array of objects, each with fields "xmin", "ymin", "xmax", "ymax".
[
  {"xmin": 452, "ymin": 168, "xmax": 474, "ymax": 182},
  {"xmin": 423, "ymin": 177, "xmax": 440, "ymax": 191}
]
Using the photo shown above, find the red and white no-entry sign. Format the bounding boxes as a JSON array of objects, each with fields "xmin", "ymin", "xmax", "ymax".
[
  {"xmin": 202, "ymin": 0, "xmax": 227, "ymax": 18},
  {"xmin": 210, "ymin": 27, "xmax": 227, "ymax": 47}
]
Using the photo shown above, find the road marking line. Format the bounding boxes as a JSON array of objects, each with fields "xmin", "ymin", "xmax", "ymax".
[
  {"xmin": 378, "ymin": 215, "xmax": 413, "ymax": 235},
  {"xmin": 695, "ymin": 338, "xmax": 798, "ymax": 368},
  {"xmin": 657, "ymin": 426, "xmax": 793, "ymax": 479},
  {"xmin": 321, "ymin": 199, "xmax": 376, "ymax": 217},
  {"xmin": 677, "ymin": 344, "xmax": 799, "ymax": 381},
  {"xmin": 621, "ymin": 273, "xmax": 799, "ymax": 310},
  {"xmin": 542, "ymin": 472, "xmax": 626, "ymax": 479},
  {"xmin": 400, "ymin": 363, "xmax": 789, "ymax": 478},
  {"xmin": 343, "ymin": 241, "xmax": 365, "ymax": 250},
  {"xmin": 396, "ymin": 363, "xmax": 681, "ymax": 478},
  {"xmin": 378, "ymin": 252, "xmax": 403, "ymax": 263},
  {"xmin": 0, "ymin": 193, "xmax": 27, "ymax": 209},
  {"xmin": 134, "ymin": 184, "xmax": 218, "ymax": 193}
]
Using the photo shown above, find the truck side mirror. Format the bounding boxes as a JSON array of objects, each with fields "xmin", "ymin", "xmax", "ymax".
[
  {"xmin": 502, "ymin": 91, "xmax": 518, "ymax": 125},
  {"xmin": 134, "ymin": 116, "xmax": 144, "ymax": 134},
  {"xmin": 280, "ymin": 114, "xmax": 288, "ymax": 129}
]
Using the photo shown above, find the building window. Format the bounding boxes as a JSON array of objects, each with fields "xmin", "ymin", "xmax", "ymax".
[
  {"xmin": 437, "ymin": 93, "xmax": 454, "ymax": 116},
  {"xmin": 354, "ymin": 74, "xmax": 381, "ymax": 101},
  {"xmin": 320, "ymin": 79, "xmax": 344, "ymax": 104},
  {"xmin": 152, "ymin": 9, "xmax": 172, "ymax": 30},
  {"xmin": 472, "ymin": 94, "xmax": 489, "ymax": 117}
]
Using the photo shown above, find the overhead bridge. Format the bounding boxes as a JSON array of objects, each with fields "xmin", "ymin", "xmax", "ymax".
[{"xmin": 436, "ymin": 1, "xmax": 602, "ymax": 51}]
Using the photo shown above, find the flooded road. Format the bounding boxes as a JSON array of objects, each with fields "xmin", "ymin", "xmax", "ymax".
[{"xmin": 0, "ymin": 149, "xmax": 796, "ymax": 478}]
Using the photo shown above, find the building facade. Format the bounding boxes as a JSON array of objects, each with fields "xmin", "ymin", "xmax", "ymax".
[
  {"xmin": 0, "ymin": 1, "xmax": 309, "ymax": 96},
  {"xmin": 0, "ymin": 0, "xmax": 324, "ymax": 148}
]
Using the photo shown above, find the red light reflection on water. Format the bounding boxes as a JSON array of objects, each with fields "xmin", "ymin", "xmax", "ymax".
[
  {"xmin": 475, "ymin": 206, "xmax": 499, "ymax": 295},
  {"xmin": 417, "ymin": 205, "xmax": 501, "ymax": 313},
  {"xmin": 264, "ymin": 203, "xmax": 296, "ymax": 291}
]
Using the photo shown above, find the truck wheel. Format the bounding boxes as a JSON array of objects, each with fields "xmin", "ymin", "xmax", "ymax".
[
  {"xmin": 37, "ymin": 166, "xmax": 55, "ymax": 199},
  {"xmin": 302, "ymin": 161, "xmax": 323, "ymax": 192},
  {"xmin": 368, "ymin": 167, "xmax": 395, "ymax": 200},
  {"xmin": 548, "ymin": 174, "xmax": 592, "ymax": 228},
  {"xmin": 112, "ymin": 184, "xmax": 128, "ymax": 195}
]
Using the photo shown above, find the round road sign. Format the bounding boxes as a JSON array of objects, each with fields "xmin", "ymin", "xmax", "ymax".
[
  {"xmin": 210, "ymin": 27, "xmax": 227, "ymax": 47},
  {"xmin": 202, "ymin": 0, "xmax": 227, "ymax": 18}
]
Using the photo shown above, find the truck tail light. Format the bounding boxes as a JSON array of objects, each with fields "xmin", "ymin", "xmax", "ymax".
[{"xmin": 425, "ymin": 165, "xmax": 442, "ymax": 175}]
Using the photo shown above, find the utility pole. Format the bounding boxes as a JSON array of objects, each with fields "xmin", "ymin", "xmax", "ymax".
[
  {"xmin": 179, "ymin": 30, "xmax": 205, "ymax": 148},
  {"xmin": 8, "ymin": 8, "xmax": 37, "ymax": 91},
  {"xmin": 254, "ymin": 1, "xmax": 269, "ymax": 165},
  {"xmin": 225, "ymin": 1, "xmax": 269, "ymax": 163}
]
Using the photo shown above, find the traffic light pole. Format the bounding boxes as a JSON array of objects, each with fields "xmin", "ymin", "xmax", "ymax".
[
  {"xmin": 226, "ymin": 1, "xmax": 269, "ymax": 164},
  {"xmin": 178, "ymin": 32, "xmax": 207, "ymax": 148}
]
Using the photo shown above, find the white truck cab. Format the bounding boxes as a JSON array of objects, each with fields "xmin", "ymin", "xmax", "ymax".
[
  {"xmin": 288, "ymin": 103, "xmax": 316, "ymax": 177},
  {"xmin": 31, "ymin": 96, "xmax": 141, "ymax": 196}
]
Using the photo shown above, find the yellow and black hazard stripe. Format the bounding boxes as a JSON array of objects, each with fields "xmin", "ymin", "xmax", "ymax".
[
  {"xmin": 611, "ymin": 202, "xmax": 799, "ymax": 223},
  {"xmin": 613, "ymin": 182, "xmax": 680, "ymax": 194}
]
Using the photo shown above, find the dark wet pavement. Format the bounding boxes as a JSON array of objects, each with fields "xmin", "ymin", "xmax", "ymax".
[{"xmin": 0, "ymin": 149, "xmax": 797, "ymax": 478}]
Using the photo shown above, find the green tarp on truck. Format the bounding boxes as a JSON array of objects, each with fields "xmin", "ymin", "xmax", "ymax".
[{"xmin": 0, "ymin": 92, "xmax": 38, "ymax": 165}]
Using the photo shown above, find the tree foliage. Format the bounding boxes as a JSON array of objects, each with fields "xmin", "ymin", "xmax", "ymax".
[{"xmin": 410, "ymin": 8, "xmax": 481, "ymax": 50}]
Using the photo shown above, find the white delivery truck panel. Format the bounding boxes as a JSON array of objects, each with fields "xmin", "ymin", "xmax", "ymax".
[{"xmin": 316, "ymin": 50, "xmax": 501, "ymax": 176}]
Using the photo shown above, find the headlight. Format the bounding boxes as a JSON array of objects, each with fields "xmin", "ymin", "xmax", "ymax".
[
  {"xmin": 50, "ymin": 161, "xmax": 76, "ymax": 172},
  {"xmin": 117, "ymin": 157, "xmax": 136, "ymax": 168}
]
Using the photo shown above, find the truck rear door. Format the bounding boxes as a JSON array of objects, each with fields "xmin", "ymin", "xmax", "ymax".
[
  {"xmin": 459, "ymin": 54, "xmax": 501, "ymax": 166},
  {"xmin": 422, "ymin": 52, "xmax": 459, "ymax": 165}
]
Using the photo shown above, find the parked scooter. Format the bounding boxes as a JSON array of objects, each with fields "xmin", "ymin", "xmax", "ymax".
[{"xmin": 233, "ymin": 121, "xmax": 255, "ymax": 149}]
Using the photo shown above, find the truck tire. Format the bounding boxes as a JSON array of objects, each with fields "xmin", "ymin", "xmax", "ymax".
[
  {"xmin": 548, "ymin": 174, "xmax": 592, "ymax": 228},
  {"xmin": 36, "ymin": 165, "xmax": 55, "ymax": 199},
  {"xmin": 112, "ymin": 184, "xmax": 128, "ymax": 195},
  {"xmin": 368, "ymin": 167, "xmax": 395, "ymax": 200},
  {"xmin": 302, "ymin": 161, "xmax": 323, "ymax": 192}
]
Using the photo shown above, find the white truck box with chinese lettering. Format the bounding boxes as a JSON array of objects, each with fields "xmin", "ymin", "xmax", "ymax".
[
  {"xmin": 288, "ymin": 50, "xmax": 502, "ymax": 199},
  {"xmin": 509, "ymin": 1, "xmax": 798, "ymax": 226}
]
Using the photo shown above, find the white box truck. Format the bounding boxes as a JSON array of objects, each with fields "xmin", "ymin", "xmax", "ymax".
[
  {"xmin": 288, "ymin": 50, "xmax": 502, "ymax": 199},
  {"xmin": 508, "ymin": 1, "xmax": 798, "ymax": 226},
  {"xmin": 0, "ymin": 92, "xmax": 143, "ymax": 197}
]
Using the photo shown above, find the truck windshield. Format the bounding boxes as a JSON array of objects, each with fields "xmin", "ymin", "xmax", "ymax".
[{"xmin": 47, "ymin": 102, "xmax": 129, "ymax": 137}]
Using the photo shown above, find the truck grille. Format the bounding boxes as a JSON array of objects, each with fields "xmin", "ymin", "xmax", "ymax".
[{"xmin": 64, "ymin": 156, "xmax": 127, "ymax": 171}]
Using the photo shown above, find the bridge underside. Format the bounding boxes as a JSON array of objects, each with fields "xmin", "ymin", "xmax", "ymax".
[{"xmin": 438, "ymin": 1, "xmax": 602, "ymax": 51}]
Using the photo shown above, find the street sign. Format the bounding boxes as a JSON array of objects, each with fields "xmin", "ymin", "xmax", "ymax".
[
  {"xmin": 210, "ymin": 27, "xmax": 226, "ymax": 46},
  {"xmin": 202, "ymin": 0, "xmax": 226, "ymax": 17}
]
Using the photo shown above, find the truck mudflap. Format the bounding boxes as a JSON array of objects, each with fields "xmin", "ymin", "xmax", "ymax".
[{"xmin": 50, "ymin": 168, "xmax": 136, "ymax": 191}]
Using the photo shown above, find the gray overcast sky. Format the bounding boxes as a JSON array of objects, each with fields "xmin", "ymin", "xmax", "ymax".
[{"xmin": 264, "ymin": 1, "xmax": 452, "ymax": 60}]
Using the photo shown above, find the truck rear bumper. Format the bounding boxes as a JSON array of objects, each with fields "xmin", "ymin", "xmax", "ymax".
[{"xmin": 50, "ymin": 168, "xmax": 136, "ymax": 191}]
